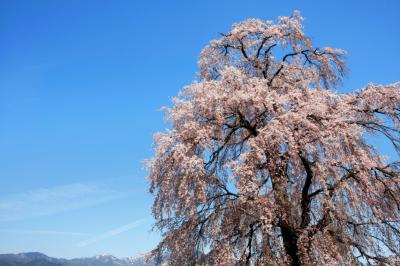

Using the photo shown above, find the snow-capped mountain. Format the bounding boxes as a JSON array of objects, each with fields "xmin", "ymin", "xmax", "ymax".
[{"xmin": 0, "ymin": 252, "xmax": 153, "ymax": 266}]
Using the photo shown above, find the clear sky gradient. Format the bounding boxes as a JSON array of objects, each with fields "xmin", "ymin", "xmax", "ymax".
[{"xmin": 1, "ymin": 0, "xmax": 399, "ymax": 259}]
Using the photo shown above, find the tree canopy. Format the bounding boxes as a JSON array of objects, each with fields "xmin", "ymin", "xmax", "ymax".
[{"xmin": 147, "ymin": 11, "xmax": 400, "ymax": 265}]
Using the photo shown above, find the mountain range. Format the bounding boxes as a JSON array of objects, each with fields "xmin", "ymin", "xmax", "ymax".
[{"xmin": 0, "ymin": 252, "xmax": 154, "ymax": 266}]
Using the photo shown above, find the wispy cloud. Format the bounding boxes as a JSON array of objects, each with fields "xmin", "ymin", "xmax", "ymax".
[
  {"xmin": 0, "ymin": 183, "xmax": 128, "ymax": 222},
  {"xmin": 77, "ymin": 219, "xmax": 145, "ymax": 247},
  {"xmin": 0, "ymin": 229, "xmax": 90, "ymax": 236}
]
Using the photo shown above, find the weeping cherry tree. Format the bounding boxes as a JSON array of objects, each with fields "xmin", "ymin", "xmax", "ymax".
[{"xmin": 147, "ymin": 11, "xmax": 400, "ymax": 265}]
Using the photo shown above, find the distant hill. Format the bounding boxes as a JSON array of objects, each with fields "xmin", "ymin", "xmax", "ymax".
[{"xmin": 0, "ymin": 252, "xmax": 153, "ymax": 266}]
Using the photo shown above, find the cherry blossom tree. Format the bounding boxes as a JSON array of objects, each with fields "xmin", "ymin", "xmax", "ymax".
[{"xmin": 147, "ymin": 11, "xmax": 400, "ymax": 265}]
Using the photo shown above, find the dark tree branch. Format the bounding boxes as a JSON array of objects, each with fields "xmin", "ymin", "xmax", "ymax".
[
  {"xmin": 299, "ymin": 154, "xmax": 313, "ymax": 228},
  {"xmin": 256, "ymin": 36, "xmax": 271, "ymax": 59}
]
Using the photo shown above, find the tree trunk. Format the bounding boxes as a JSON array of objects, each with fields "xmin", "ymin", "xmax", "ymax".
[
  {"xmin": 269, "ymin": 153, "xmax": 301, "ymax": 265},
  {"xmin": 280, "ymin": 222, "xmax": 301, "ymax": 266}
]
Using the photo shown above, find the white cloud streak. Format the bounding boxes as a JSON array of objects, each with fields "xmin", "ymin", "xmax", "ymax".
[
  {"xmin": 77, "ymin": 219, "xmax": 145, "ymax": 247},
  {"xmin": 0, "ymin": 183, "xmax": 128, "ymax": 222}
]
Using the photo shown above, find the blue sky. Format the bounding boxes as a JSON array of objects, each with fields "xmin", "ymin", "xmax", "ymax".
[{"xmin": 0, "ymin": 0, "xmax": 399, "ymax": 259}]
